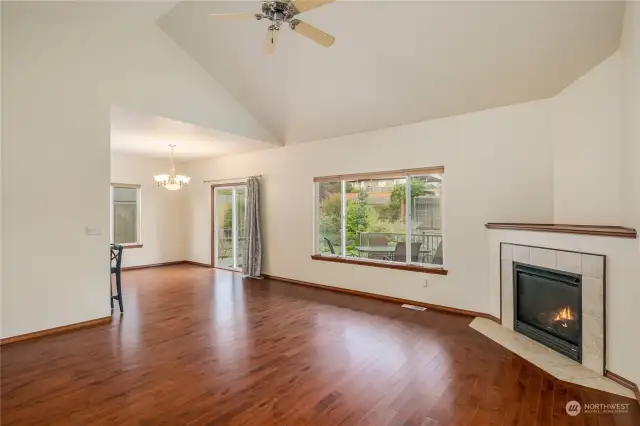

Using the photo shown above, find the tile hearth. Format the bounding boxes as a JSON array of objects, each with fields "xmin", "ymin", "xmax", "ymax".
[{"xmin": 470, "ymin": 317, "xmax": 635, "ymax": 399}]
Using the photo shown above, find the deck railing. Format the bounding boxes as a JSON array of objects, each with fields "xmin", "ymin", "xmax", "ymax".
[
  {"xmin": 217, "ymin": 227, "xmax": 245, "ymax": 262},
  {"xmin": 358, "ymin": 231, "xmax": 442, "ymax": 261}
]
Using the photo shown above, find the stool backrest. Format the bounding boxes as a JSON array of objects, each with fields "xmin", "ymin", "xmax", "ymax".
[{"xmin": 111, "ymin": 244, "xmax": 124, "ymax": 270}]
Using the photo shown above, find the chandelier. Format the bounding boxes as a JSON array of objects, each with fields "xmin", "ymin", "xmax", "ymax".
[{"xmin": 154, "ymin": 145, "xmax": 191, "ymax": 191}]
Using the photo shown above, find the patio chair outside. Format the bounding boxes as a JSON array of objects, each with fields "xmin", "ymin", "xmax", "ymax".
[{"xmin": 392, "ymin": 242, "xmax": 422, "ymax": 263}]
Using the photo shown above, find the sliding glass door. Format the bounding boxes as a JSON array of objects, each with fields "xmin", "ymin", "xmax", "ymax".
[{"xmin": 213, "ymin": 185, "xmax": 246, "ymax": 270}]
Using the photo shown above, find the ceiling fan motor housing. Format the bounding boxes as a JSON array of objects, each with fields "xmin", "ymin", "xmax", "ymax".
[
  {"xmin": 262, "ymin": 1, "xmax": 297, "ymax": 25},
  {"xmin": 208, "ymin": 0, "xmax": 336, "ymax": 51}
]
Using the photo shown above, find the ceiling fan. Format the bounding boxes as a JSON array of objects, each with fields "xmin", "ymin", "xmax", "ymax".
[{"xmin": 208, "ymin": 0, "xmax": 336, "ymax": 54}]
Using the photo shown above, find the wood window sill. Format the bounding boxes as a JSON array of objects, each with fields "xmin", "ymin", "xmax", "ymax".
[
  {"xmin": 122, "ymin": 244, "xmax": 143, "ymax": 249},
  {"xmin": 311, "ymin": 255, "xmax": 448, "ymax": 275}
]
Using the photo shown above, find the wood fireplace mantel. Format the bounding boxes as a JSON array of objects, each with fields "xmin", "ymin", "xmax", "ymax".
[{"xmin": 485, "ymin": 223, "xmax": 637, "ymax": 239}]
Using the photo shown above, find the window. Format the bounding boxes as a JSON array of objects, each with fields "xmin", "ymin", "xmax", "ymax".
[
  {"xmin": 317, "ymin": 181, "xmax": 343, "ymax": 255},
  {"xmin": 314, "ymin": 167, "xmax": 444, "ymax": 270},
  {"xmin": 111, "ymin": 184, "xmax": 141, "ymax": 246}
]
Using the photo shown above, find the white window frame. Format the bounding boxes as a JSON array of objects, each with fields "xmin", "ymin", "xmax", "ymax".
[
  {"xmin": 110, "ymin": 183, "xmax": 142, "ymax": 246},
  {"xmin": 314, "ymin": 169, "xmax": 445, "ymax": 269}
]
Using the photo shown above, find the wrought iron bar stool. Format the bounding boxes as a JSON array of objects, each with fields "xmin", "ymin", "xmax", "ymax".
[{"xmin": 110, "ymin": 244, "xmax": 124, "ymax": 313}]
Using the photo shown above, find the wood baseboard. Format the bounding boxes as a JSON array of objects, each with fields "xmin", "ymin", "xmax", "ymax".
[
  {"xmin": 262, "ymin": 274, "xmax": 494, "ymax": 320},
  {"xmin": 480, "ymin": 314, "xmax": 502, "ymax": 324},
  {"xmin": 1, "ymin": 316, "xmax": 112, "ymax": 346},
  {"xmin": 122, "ymin": 260, "xmax": 212, "ymax": 271},
  {"xmin": 604, "ymin": 370, "xmax": 640, "ymax": 405},
  {"xmin": 122, "ymin": 261, "xmax": 186, "ymax": 271},
  {"xmin": 605, "ymin": 370, "xmax": 640, "ymax": 391},
  {"xmin": 183, "ymin": 260, "xmax": 212, "ymax": 268}
]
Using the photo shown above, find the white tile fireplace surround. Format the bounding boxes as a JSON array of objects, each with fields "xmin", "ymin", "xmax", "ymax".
[
  {"xmin": 500, "ymin": 244, "xmax": 605, "ymax": 374},
  {"xmin": 480, "ymin": 224, "xmax": 639, "ymax": 399}
]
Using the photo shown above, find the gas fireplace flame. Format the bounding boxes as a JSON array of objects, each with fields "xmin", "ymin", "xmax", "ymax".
[{"xmin": 553, "ymin": 307, "xmax": 575, "ymax": 327}]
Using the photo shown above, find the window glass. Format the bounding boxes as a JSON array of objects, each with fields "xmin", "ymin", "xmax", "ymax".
[
  {"xmin": 236, "ymin": 187, "xmax": 246, "ymax": 269},
  {"xmin": 317, "ymin": 181, "xmax": 342, "ymax": 255},
  {"xmin": 314, "ymin": 170, "xmax": 444, "ymax": 267},
  {"xmin": 408, "ymin": 175, "xmax": 443, "ymax": 265},
  {"xmin": 215, "ymin": 188, "xmax": 234, "ymax": 267},
  {"xmin": 112, "ymin": 186, "xmax": 139, "ymax": 244},
  {"xmin": 344, "ymin": 178, "xmax": 406, "ymax": 261}
]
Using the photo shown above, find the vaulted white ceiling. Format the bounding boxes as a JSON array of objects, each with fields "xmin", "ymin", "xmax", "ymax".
[{"xmin": 158, "ymin": 1, "xmax": 624, "ymax": 145}]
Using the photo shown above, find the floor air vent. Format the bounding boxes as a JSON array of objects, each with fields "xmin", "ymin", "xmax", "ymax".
[{"xmin": 401, "ymin": 304, "xmax": 427, "ymax": 311}]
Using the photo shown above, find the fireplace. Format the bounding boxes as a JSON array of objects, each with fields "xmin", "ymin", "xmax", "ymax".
[{"xmin": 513, "ymin": 263, "xmax": 582, "ymax": 362}]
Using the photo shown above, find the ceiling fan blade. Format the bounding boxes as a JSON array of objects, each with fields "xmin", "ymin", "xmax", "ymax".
[
  {"xmin": 291, "ymin": 0, "xmax": 335, "ymax": 14},
  {"xmin": 264, "ymin": 27, "xmax": 280, "ymax": 55},
  {"xmin": 207, "ymin": 13, "xmax": 262, "ymax": 21},
  {"xmin": 290, "ymin": 19, "xmax": 334, "ymax": 47}
]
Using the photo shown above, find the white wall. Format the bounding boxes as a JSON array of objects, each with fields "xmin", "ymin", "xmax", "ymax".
[
  {"xmin": 0, "ymin": 2, "xmax": 4, "ymax": 333},
  {"xmin": 483, "ymin": 8, "xmax": 640, "ymax": 385},
  {"xmin": 619, "ymin": 1, "xmax": 640, "ymax": 387},
  {"xmin": 621, "ymin": 2, "xmax": 640, "ymax": 233},
  {"xmin": 551, "ymin": 52, "xmax": 622, "ymax": 225},
  {"xmin": 185, "ymin": 100, "xmax": 555, "ymax": 314},
  {"xmin": 111, "ymin": 153, "xmax": 187, "ymax": 268},
  {"xmin": 1, "ymin": 2, "xmax": 272, "ymax": 338},
  {"xmin": 181, "ymin": 49, "xmax": 625, "ymax": 318}
]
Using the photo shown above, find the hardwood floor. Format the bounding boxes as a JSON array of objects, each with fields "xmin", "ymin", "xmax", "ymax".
[{"xmin": 2, "ymin": 265, "xmax": 638, "ymax": 425}]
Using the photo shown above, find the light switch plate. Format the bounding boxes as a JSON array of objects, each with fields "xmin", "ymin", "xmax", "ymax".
[{"xmin": 85, "ymin": 226, "xmax": 103, "ymax": 236}]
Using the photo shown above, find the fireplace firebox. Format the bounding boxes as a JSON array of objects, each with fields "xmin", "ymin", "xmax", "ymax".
[{"xmin": 513, "ymin": 263, "xmax": 582, "ymax": 362}]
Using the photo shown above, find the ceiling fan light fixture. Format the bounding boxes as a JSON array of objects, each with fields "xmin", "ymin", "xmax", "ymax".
[{"xmin": 265, "ymin": 24, "xmax": 281, "ymax": 54}]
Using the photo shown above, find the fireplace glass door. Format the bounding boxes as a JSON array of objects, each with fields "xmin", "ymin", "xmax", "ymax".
[{"xmin": 514, "ymin": 263, "xmax": 581, "ymax": 361}]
